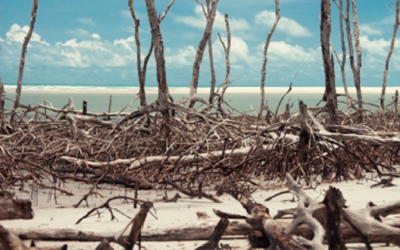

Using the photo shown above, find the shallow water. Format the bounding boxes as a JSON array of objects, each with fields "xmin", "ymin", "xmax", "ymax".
[{"xmin": 3, "ymin": 90, "xmax": 389, "ymax": 115}]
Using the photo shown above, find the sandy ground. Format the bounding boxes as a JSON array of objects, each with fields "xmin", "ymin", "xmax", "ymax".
[
  {"xmin": 2, "ymin": 172, "xmax": 400, "ymax": 249},
  {"xmin": 4, "ymin": 85, "xmax": 398, "ymax": 95}
]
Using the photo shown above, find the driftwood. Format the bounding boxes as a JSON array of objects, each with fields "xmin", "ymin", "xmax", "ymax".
[
  {"xmin": 0, "ymin": 194, "xmax": 33, "ymax": 221},
  {"xmin": 195, "ymin": 218, "xmax": 229, "ymax": 250}
]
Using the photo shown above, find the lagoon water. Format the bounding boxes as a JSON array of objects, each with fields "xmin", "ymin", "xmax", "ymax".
[{"xmin": 2, "ymin": 85, "xmax": 394, "ymax": 115}]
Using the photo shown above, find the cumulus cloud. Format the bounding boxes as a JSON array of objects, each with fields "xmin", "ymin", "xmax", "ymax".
[
  {"xmin": 67, "ymin": 28, "xmax": 91, "ymax": 38},
  {"xmin": 165, "ymin": 46, "xmax": 197, "ymax": 67},
  {"xmin": 6, "ymin": 23, "xmax": 49, "ymax": 46},
  {"xmin": 113, "ymin": 36, "xmax": 135, "ymax": 51},
  {"xmin": 359, "ymin": 24, "xmax": 383, "ymax": 36},
  {"xmin": 359, "ymin": 35, "xmax": 390, "ymax": 56},
  {"xmin": 268, "ymin": 41, "xmax": 318, "ymax": 62},
  {"xmin": 175, "ymin": 5, "xmax": 250, "ymax": 31},
  {"xmin": 77, "ymin": 18, "xmax": 96, "ymax": 26},
  {"xmin": 92, "ymin": 33, "xmax": 101, "ymax": 40},
  {"xmin": 254, "ymin": 10, "xmax": 312, "ymax": 37}
]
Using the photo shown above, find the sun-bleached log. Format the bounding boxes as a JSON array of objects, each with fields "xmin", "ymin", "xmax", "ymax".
[
  {"xmin": 59, "ymin": 145, "xmax": 273, "ymax": 169},
  {"xmin": 0, "ymin": 197, "xmax": 33, "ymax": 221}
]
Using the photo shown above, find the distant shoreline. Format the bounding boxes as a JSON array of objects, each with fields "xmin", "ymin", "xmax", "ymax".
[{"xmin": 3, "ymin": 85, "xmax": 399, "ymax": 95}]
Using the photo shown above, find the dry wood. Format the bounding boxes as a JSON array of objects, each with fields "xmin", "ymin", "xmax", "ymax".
[
  {"xmin": 189, "ymin": 0, "xmax": 218, "ymax": 108},
  {"xmin": 217, "ymin": 13, "xmax": 231, "ymax": 111},
  {"xmin": 321, "ymin": 0, "xmax": 337, "ymax": 124},
  {"xmin": 323, "ymin": 186, "xmax": 347, "ymax": 250},
  {"xmin": 346, "ymin": 0, "xmax": 363, "ymax": 121},
  {"xmin": 0, "ymin": 225, "xmax": 67, "ymax": 250},
  {"xmin": 381, "ymin": 0, "xmax": 400, "ymax": 110},
  {"xmin": 259, "ymin": 0, "xmax": 280, "ymax": 118},
  {"xmin": 0, "ymin": 196, "xmax": 33, "ymax": 221},
  {"xmin": 195, "ymin": 218, "xmax": 229, "ymax": 250},
  {"xmin": 129, "ymin": 0, "xmax": 175, "ymax": 107},
  {"xmin": 12, "ymin": 0, "xmax": 38, "ymax": 120},
  {"xmin": 145, "ymin": 0, "xmax": 170, "ymax": 123},
  {"xmin": 332, "ymin": 0, "xmax": 352, "ymax": 111}
]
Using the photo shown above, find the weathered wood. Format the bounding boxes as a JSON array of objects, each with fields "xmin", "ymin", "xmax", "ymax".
[
  {"xmin": 189, "ymin": 0, "xmax": 218, "ymax": 108},
  {"xmin": 259, "ymin": 0, "xmax": 280, "ymax": 118},
  {"xmin": 381, "ymin": 0, "xmax": 400, "ymax": 110},
  {"xmin": 0, "ymin": 225, "xmax": 67, "ymax": 250},
  {"xmin": 195, "ymin": 218, "xmax": 229, "ymax": 250},
  {"xmin": 321, "ymin": 0, "xmax": 337, "ymax": 124},
  {"xmin": 12, "ymin": 0, "xmax": 38, "ymax": 120},
  {"xmin": 0, "ymin": 197, "xmax": 33, "ymax": 221},
  {"xmin": 145, "ymin": 0, "xmax": 170, "ymax": 122},
  {"xmin": 323, "ymin": 186, "xmax": 347, "ymax": 250}
]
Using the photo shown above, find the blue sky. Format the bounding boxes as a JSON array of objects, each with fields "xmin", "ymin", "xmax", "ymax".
[{"xmin": 0, "ymin": 0, "xmax": 399, "ymax": 89}]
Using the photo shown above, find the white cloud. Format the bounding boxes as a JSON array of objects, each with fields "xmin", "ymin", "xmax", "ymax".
[
  {"xmin": 254, "ymin": 10, "xmax": 312, "ymax": 37},
  {"xmin": 92, "ymin": 33, "xmax": 101, "ymax": 40},
  {"xmin": 359, "ymin": 24, "xmax": 383, "ymax": 36},
  {"xmin": 359, "ymin": 35, "xmax": 390, "ymax": 56},
  {"xmin": 113, "ymin": 36, "xmax": 135, "ymax": 51},
  {"xmin": 214, "ymin": 36, "xmax": 253, "ymax": 65},
  {"xmin": 67, "ymin": 28, "xmax": 91, "ymax": 38},
  {"xmin": 55, "ymin": 38, "xmax": 135, "ymax": 68},
  {"xmin": 268, "ymin": 41, "xmax": 318, "ymax": 62},
  {"xmin": 0, "ymin": 37, "xmax": 4, "ymax": 42},
  {"xmin": 5, "ymin": 23, "xmax": 49, "ymax": 46},
  {"xmin": 165, "ymin": 46, "xmax": 197, "ymax": 67},
  {"xmin": 175, "ymin": 6, "xmax": 250, "ymax": 31},
  {"xmin": 77, "ymin": 18, "xmax": 96, "ymax": 26}
]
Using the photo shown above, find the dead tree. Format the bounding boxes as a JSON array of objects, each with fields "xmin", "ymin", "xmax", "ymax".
[
  {"xmin": 128, "ymin": 0, "xmax": 175, "ymax": 107},
  {"xmin": 217, "ymin": 13, "xmax": 231, "ymax": 110},
  {"xmin": 145, "ymin": 0, "xmax": 171, "ymax": 124},
  {"xmin": 189, "ymin": 0, "xmax": 218, "ymax": 108},
  {"xmin": 380, "ymin": 0, "xmax": 400, "ymax": 111},
  {"xmin": 321, "ymin": 0, "xmax": 337, "ymax": 124},
  {"xmin": 0, "ymin": 78, "xmax": 5, "ymax": 129},
  {"xmin": 195, "ymin": 0, "xmax": 218, "ymax": 105},
  {"xmin": 12, "ymin": 0, "xmax": 38, "ymax": 121},
  {"xmin": 346, "ymin": 0, "xmax": 363, "ymax": 121},
  {"xmin": 259, "ymin": 0, "xmax": 280, "ymax": 118},
  {"xmin": 332, "ymin": 0, "xmax": 351, "ymax": 111}
]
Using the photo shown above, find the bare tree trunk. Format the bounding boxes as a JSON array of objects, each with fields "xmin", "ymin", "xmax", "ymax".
[
  {"xmin": 145, "ymin": 0, "xmax": 169, "ymax": 121},
  {"xmin": 218, "ymin": 13, "xmax": 231, "ymax": 111},
  {"xmin": 0, "ymin": 78, "xmax": 4, "ymax": 129},
  {"xmin": 333, "ymin": 0, "xmax": 351, "ymax": 111},
  {"xmin": 321, "ymin": 0, "xmax": 337, "ymax": 124},
  {"xmin": 380, "ymin": 0, "xmax": 400, "ymax": 111},
  {"xmin": 12, "ymin": 0, "xmax": 38, "ymax": 121},
  {"xmin": 346, "ymin": 0, "xmax": 363, "ymax": 121},
  {"xmin": 129, "ymin": 0, "xmax": 175, "ymax": 107},
  {"xmin": 259, "ymin": 0, "xmax": 280, "ymax": 118},
  {"xmin": 195, "ymin": 0, "xmax": 217, "ymax": 105},
  {"xmin": 189, "ymin": 0, "xmax": 218, "ymax": 108}
]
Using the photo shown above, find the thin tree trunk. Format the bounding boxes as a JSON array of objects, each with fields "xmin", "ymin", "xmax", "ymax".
[
  {"xmin": 346, "ymin": 0, "xmax": 363, "ymax": 121},
  {"xmin": 201, "ymin": 0, "xmax": 217, "ymax": 105},
  {"xmin": 189, "ymin": 0, "xmax": 218, "ymax": 108},
  {"xmin": 333, "ymin": 0, "xmax": 351, "ymax": 111},
  {"xmin": 259, "ymin": 0, "xmax": 280, "ymax": 118},
  {"xmin": 217, "ymin": 14, "xmax": 231, "ymax": 113},
  {"xmin": 380, "ymin": 0, "xmax": 400, "ymax": 111},
  {"xmin": 129, "ymin": 0, "xmax": 175, "ymax": 107},
  {"xmin": 0, "ymin": 78, "xmax": 5, "ymax": 129},
  {"xmin": 145, "ymin": 0, "xmax": 169, "ymax": 121},
  {"xmin": 12, "ymin": 0, "xmax": 38, "ymax": 121},
  {"xmin": 321, "ymin": 0, "xmax": 337, "ymax": 124}
]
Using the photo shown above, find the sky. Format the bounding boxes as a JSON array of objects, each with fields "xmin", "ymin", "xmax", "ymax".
[{"xmin": 0, "ymin": 0, "xmax": 399, "ymax": 89}]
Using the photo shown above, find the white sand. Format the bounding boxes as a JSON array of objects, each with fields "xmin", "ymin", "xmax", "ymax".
[
  {"xmin": 1, "ymin": 172, "xmax": 400, "ymax": 249},
  {"xmin": 4, "ymin": 85, "xmax": 398, "ymax": 95}
]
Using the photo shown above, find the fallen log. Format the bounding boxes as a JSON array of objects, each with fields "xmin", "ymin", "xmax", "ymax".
[
  {"xmin": 0, "ymin": 196, "xmax": 33, "ymax": 221},
  {"xmin": 59, "ymin": 144, "xmax": 273, "ymax": 169},
  {"xmin": 6, "ymin": 217, "xmax": 400, "ymax": 243}
]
